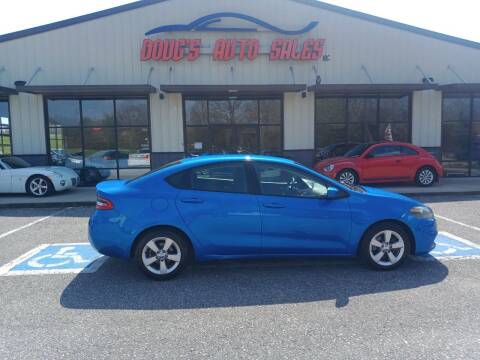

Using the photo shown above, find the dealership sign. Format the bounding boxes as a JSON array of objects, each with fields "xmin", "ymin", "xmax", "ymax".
[{"xmin": 140, "ymin": 12, "xmax": 326, "ymax": 62}]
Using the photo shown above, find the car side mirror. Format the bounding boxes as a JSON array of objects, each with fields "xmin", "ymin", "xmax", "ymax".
[{"xmin": 326, "ymin": 187, "xmax": 341, "ymax": 199}]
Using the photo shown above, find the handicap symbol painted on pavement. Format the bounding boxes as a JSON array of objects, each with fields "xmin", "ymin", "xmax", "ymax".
[
  {"xmin": 0, "ymin": 243, "xmax": 106, "ymax": 276},
  {"xmin": 417, "ymin": 232, "xmax": 480, "ymax": 261}
]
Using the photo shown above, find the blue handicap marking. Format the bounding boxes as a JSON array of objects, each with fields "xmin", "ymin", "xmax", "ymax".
[
  {"xmin": 0, "ymin": 243, "xmax": 106, "ymax": 276},
  {"xmin": 420, "ymin": 232, "xmax": 480, "ymax": 260}
]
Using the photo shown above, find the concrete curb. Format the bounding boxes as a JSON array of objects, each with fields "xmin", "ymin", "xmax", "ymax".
[
  {"xmin": 0, "ymin": 201, "xmax": 96, "ymax": 209},
  {"xmin": 1, "ymin": 191, "xmax": 479, "ymax": 209}
]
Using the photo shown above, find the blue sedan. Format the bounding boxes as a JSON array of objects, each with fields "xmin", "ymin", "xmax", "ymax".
[{"xmin": 89, "ymin": 155, "xmax": 437, "ymax": 280}]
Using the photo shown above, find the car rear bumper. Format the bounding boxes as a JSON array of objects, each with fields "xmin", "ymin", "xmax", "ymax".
[{"xmin": 88, "ymin": 209, "xmax": 138, "ymax": 259}]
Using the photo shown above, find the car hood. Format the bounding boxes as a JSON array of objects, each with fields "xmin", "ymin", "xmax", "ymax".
[
  {"xmin": 317, "ymin": 156, "xmax": 357, "ymax": 167},
  {"xmin": 31, "ymin": 166, "xmax": 78, "ymax": 177},
  {"xmin": 360, "ymin": 185, "xmax": 421, "ymax": 206}
]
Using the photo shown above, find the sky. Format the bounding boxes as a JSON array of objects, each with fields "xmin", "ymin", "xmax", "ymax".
[{"xmin": 0, "ymin": 0, "xmax": 479, "ymax": 43}]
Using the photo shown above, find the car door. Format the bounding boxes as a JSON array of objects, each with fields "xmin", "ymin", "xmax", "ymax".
[
  {"xmin": 174, "ymin": 161, "xmax": 262, "ymax": 256},
  {"xmin": 361, "ymin": 145, "xmax": 402, "ymax": 181},
  {"xmin": 397, "ymin": 145, "xmax": 421, "ymax": 179},
  {"xmin": 0, "ymin": 162, "xmax": 12, "ymax": 193},
  {"xmin": 251, "ymin": 162, "xmax": 351, "ymax": 255}
]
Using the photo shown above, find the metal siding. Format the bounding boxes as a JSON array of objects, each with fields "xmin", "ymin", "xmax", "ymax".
[
  {"xmin": 412, "ymin": 90, "xmax": 442, "ymax": 147},
  {"xmin": 9, "ymin": 94, "xmax": 46, "ymax": 155},
  {"xmin": 150, "ymin": 93, "xmax": 184, "ymax": 152},
  {"xmin": 284, "ymin": 92, "xmax": 315, "ymax": 150},
  {"xmin": 0, "ymin": 0, "xmax": 479, "ymax": 154}
]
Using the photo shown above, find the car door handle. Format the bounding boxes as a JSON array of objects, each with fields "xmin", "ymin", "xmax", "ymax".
[
  {"xmin": 180, "ymin": 197, "xmax": 204, "ymax": 204},
  {"xmin": 262, "ymin": 203, "xmax": 285, "ymax": 209}
]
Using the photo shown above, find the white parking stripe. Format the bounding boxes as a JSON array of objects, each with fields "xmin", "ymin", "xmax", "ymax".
[
  {"xmin": 436, "ymin": 215, "xmax": 480, "ymax": 232},
  {"xmin": 0, "ymin": 208, "xmax": 70, "ymax": 240}
]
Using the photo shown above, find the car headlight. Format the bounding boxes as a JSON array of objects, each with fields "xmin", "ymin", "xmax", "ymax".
[
  {"xmin": 410, "ymin": 206, "xmax": 434, "ymax": 219},
  {"xmin": 324, "ymin": 164, "xmax": 335, "ymax": 172}
]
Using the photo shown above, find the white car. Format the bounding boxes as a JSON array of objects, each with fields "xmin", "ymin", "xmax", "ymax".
[{"xmin": 0, "ymin": 156, "xmax": 80, "ymax": 197}]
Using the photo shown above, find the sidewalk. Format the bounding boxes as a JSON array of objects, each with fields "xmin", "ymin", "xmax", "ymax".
[{"xmin": 0, "ymin": 178, "xmax": 478, "ymax": 208}]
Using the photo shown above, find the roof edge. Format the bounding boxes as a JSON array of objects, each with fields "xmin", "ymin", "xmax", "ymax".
[
  {"xmin": 0, "ymin": 0, "xmax": 479, "ymax": 51},
  {"xmin": 0, "ymin": 0, "xmax": 168, "ymax": 44},
  {"xmin": 292, "ymin": 0, "xmax": 480, "ymax": 50}
]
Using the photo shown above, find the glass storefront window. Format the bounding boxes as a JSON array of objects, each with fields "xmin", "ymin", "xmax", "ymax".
[
  {"xmin": 47, "ymin": 98, "xmax": 150, "ymax": 184},
  {"xmin": 0, "ymin": 100, "xmax": 11, "ymax": 155},
  {"xmin": 185, "ymin": 98, "xmax": 282, "ymax": 156},
  {"xmin": 260, "ymin": 100, "xmax": 281, "ymax": 125},
  {"xmin": 116, "ymin": 99, "xmax": 148, "ymax": 126},
  {"xmin": 185, "ymin": 100, "xmax": 208, "ymax": 125},
  {"xmin": 442, "ymin": 96, "xmax": 480, "ymax": 176},
  {"xmin": 48, "ymin": 100, "xmax": 81, "ymax": 127},
  {"xmin": 82, "ymin": 100, "xmax": 114, "ymax": 127},
  {"xmin": 315, "ymin": 95, "xmax": 411, "ymax": 153},
  {"xmin": 443, "ymin": 97, "xmax": 470, "ymax": 122}
]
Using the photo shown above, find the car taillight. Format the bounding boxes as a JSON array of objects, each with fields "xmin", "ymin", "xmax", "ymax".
[
  {"xmin": 96, "ymin": 196, "xmax": 114, "ymax": 210},
  {"xmin": 103, "ymin": 156, "xmax": 113, "ymax": 160}
]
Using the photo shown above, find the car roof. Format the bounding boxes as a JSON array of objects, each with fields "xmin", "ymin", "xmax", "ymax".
[{"xmin": 180, "ymin": 154, "xmax": 296, "ymax": 166}]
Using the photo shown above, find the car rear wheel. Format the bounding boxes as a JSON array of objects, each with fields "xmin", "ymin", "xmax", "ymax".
[
  {"xmin": 26, "ymin": 175, "xmax": 53, "ymax": 197},
  {"xmin": 336, "ymin": 169, "xmax": 359, "ymax": 186},
  {"xmin": 416, "ymin": 167, "xmax": 437, "ymax": 187},
  {"xmin": 360, "ymin": 222, "xmax": 411, "ymax": 270},
  {"xmin": 135, "ymin": 230, "xmax": 190, "ymax": 280}
]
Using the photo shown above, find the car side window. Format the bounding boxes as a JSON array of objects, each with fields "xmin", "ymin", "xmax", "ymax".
[
  {"xmin": 400, "ymin": 146, "xmax": 418, "ymax": 156},
  {"xmin": 253, "ymin": 162, "xmax": 328, "ymax": 198},
  {"xmin": 368, "ymin": 145, "xmax": 401, "ymax": 158},
  {"xmin": 167, "ymin": 163, "xmax": 248, "ymax": 194}
]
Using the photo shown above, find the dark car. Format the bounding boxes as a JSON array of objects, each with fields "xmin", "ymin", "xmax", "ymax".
[{"xmin": 315, "ymin": 143, "xmax": 360, "ymax": 161}]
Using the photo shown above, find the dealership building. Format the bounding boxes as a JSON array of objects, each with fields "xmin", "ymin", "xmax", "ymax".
[{"xmin": 0, "ymin": 0, "xmax": 479, "ymax": 181}]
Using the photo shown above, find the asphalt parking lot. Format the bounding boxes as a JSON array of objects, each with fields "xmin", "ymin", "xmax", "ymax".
[{"xmin": 0, "ymin": 195, "xmax": 479, "ymax": 359}]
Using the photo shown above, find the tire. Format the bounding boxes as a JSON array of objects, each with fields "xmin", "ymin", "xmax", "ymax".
[
  {"xmin": 26, "ymin": 175, "xmax": 53, "ymax": 197},
  {"xmin": 415, "ymin": 167, "xmax": 437, "ymax": 187},
  {"xmin": 134, "ymin": 230, "xmax": 190, "ymax": 280},
  {"xmin": 336, "ymin": 169, "xmax": 359, "ymax": 186},
  {"xmin": 359, "ymin": 222, "xmax": 411, "ymax": 271}
]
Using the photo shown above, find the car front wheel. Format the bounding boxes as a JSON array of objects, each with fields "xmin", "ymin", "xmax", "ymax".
[
  {"xmin": 360, "ymin": 222, "xmax": 411, "ymax": 270},
  {"xmin": 26, "ymin": 175, "xmax": 53, "ymax": 197},
  {"xmin": 135, "ymin": 230, "xmax": 190, "ymax": 280},
  {"xmin": 416, "ymin": 167, "xmax": 437, "ymax": 187},
  {"xmin": 336, "ymin": 169, "xmax": 359, "ymax": 186}
]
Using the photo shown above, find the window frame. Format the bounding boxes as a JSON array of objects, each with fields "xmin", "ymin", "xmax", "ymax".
[
  {"xmin": 182, "ymin": 95, "xmax": 284, "ymax": 156},
  {"xmin": 0, "ymin": 98, "xmax": 12, "ymax": 156},
  {"xmin": 314, "ymin": 94, "xmax": 412, "ymax": 151},
  {"xmin": 44, "ymin": 95, "xmax": 152, "ymax": 180}
]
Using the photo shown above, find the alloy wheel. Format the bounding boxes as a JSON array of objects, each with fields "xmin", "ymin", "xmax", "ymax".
[
  {"xmin": 369, "ymin": 230, "xmax": 405, "ymax": 267},
  {"xmin": 338, "ymin": 171, "xmax": 356, "ymax": 185},
  {"xmin": 418, "ymin": 169, "xmax": 434, "ymax": 185},
  {"xmin": 30, "ymin": 178, "xmax": 49, "ymax": 196},
  {"xmin": 141, "ymin": 237, "xmax": 182, "ymax": 275}
]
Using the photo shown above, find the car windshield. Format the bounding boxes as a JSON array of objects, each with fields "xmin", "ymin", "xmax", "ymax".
[
  {"xmin": 344, "ymin": 143, "xmax": 372, "ymax": 157},
  {"xmin": 1, "ymin": 156, "xmax": 32, "ymax": 169}
]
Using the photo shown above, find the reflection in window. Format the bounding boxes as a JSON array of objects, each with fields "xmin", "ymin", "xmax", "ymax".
[
  {"xmin": 0, "ymin": 100, "xmax": 11, "ymax": 155},
  {"xmin": 116, "ymin": 99, "xmax": 148, "ymax": 126},
  {"xmin": 82, "ymin": 100, "xmax": 114, "ymax": 127},
  {"xmin": 190, "ymin": 163, "xmax": 248, "ymax": 193},
  {"xmin": 315, "ymin": 95, "xmax": 411, "ymax": 151},
  {"xmin": 185, "ymin": 100, "xmax": 207, "ymax": 125},
  {"xmin": 47, "ymin": 98, "xmax": 150, "ymax": 182},
  {"xmin": 254, "ymin": 162, "xmax": 327, "ymax": 198},
  {"xmin": 442, "ymin": 96, "xmax": 478, "ymax": 176},
  {"xmin": 47, "ymin": 100, "xmax": 81, "ymax": 127},
  {"xmin": 185, "ymin": 99, "xmax": 282, "ymax": 156}
]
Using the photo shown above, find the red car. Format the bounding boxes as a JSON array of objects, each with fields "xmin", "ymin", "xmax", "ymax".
[{"xmin": 314, "ymin": 142, "xmax": 444, "ymax": 187}]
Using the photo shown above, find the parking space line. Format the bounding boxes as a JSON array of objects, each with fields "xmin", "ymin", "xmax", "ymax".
[
  {"xmin": 0, "ymin": 208, "xmax": 70, "ymax": 241},
  {"xmin": 436, "ymin": 215, "xmax": 480, "ymax": 232},
  {"xmin": 438, "ymin": 231, "xmax": 480, "ymax": 249},
  {"xmin": 0, "ymin": 244, "xmax": 49, "ymax": 275}
]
